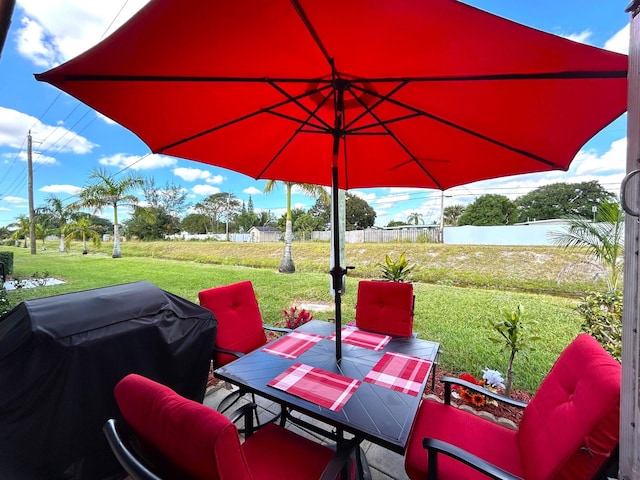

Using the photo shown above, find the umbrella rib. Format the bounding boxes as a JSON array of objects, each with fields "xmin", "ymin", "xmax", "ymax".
[
  {"xmin": 266, "ymin": 110, "xmax": 330, "ymax": 132},
  {"xmin": 349, "ymin": 83, "xmax": 562, "ymax": 169},
  {"xmin": 342, "ymin": 81, "xmax": 409, "ymax": 131},
  {"xmin": 267, "ymin": 80, "xmax": 333, "ymax": 130},
  {"xmin": 256, "ymin": 93, "xmax": 333, "ymax": 179},
  {"xmin": 345, "ymin": 83, "xmax": 443, "ymax": 189},
  {"xmin": 290, "ymin": 0, "xmax": 333, "ymax": 65},
  {"xmin": 157, "ymin": 83, "xmax": 332, "ymax": 152}
]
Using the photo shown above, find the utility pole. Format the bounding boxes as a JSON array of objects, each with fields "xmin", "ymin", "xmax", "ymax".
[{"xmin": 27, "ymin": 131, "xmax": 36, "ymax": 255}]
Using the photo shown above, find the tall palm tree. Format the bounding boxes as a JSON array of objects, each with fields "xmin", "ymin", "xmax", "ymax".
[
  {"xmin": 443, "ymin": 204, "xmax": 466, "ymax": 226},
  {"xmin": 43, "ymin": 196, "xmax": 77, "ymax": 252},
  {"xmin": 549, "ymin": 201, "xmax": 624, "ymax": 292},
  {"xmin": 77, "ymin": 168, "xmax": 143, "ymax": 258},
  {"xmin": 64, "ymin": 216, "xmax": 102, "ymax": 254},
  {"xmin": 264, "ymin": 181, "xmax": 329, "ymax": 273}
]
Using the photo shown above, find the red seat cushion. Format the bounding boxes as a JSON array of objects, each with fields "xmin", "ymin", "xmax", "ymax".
[
  {"xmin": 355, "ymin": 280, "xmax": 414, "ymax": 337},
  {"xmin": 518, "ymin": 334, "xmax": 620, "ymax": 480},
  {"xmin": 243, "ymin": 423, "xmax": 337, "ymax": 480},
  {"xmin": 115, "ymin": 374, "xmax": 251, "ymax": 480},
  {"xmin": 405, "ymin": 399, "xmax": 524, "ymax": 480},
  {"xmin": 199, "ymin": 280, "xmax": 268, "ymax": 366}
]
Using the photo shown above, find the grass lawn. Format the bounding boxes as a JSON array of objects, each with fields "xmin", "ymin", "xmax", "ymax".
[{"xmin": 3, "ymin": 242, "xmax": 586, "ymax": 393}]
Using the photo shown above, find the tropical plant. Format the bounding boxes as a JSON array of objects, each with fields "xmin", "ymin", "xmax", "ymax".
[
  {"xmin": 9, "ymin": 215, "xmax": 30, "ymax": 249},
  {"xmin": 264, "ymin": 181, "xmax": 329, "ymax": 273},
  {"xmin": 548, "ymin": 201, "xmax": 624, "ymax": 292},
  {"xmin": 42, "ymin": 196, "xmax": 77, "ymax": 252},
  {"xmin": 488, "ymin": 304, "xmax": 539, "ymax": 396},
  {"xmin": 76, "ymin": 168, "xmax": 143, "ymax": 258},
  {"xmin": 64, "ymin": 216, "xmax": 102, "ymax": 254},
  {"xmin": 0, "ymin": 285, "xmax": 11, "ymax": 316},
  {"xmin": 407, "ymin": 212, "xmax": 424, "ymax": 225},
  {"xmin": 378, "ymin": 252, "xmax": 415, "ymax": 282},
  {"xmin": 443, "ymin": 204, "xmax": 466, "ymax": 226}
]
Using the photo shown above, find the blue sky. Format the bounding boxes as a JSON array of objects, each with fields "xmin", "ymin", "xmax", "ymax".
[{"xmin": 0, "ymin": 1, "xmax": 631, "ymax": 228}]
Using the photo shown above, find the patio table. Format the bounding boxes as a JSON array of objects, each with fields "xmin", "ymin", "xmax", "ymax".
[{"xmin": 214, "ymin": 320, "xmax": 439, "ymax": 456}]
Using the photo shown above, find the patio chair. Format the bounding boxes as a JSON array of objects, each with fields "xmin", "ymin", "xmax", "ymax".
[
  {"xmin": 103, "ymin": 374, "xmax": 356, "ymax": 480},
  {"xmin": 355, "ymin": 280, "xmax": 439, "ymax": 388},
  {"xmin": 355, "ymin": 280, "xmax": 415, "ymax": 337},
  {"xmin": 404, "ymin": 333, "xmax": 621, "ymax": 480},
  {"xmin": 198, "ymin": 280, "xmax": 290, "ymax": 423}
]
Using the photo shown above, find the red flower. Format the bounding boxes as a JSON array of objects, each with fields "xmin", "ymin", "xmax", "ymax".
[{"xmin": 459, "ymin": 373, "xmax": 479, "ymax": 385}]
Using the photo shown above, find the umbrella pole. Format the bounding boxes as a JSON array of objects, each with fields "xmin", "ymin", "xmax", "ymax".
[{"xmin": 330, "ymin": 160, "xmax": 344, "ymax": 363}]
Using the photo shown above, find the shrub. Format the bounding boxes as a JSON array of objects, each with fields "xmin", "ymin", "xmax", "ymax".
[
  {"xmin": 0, "ymin": 285, "xmax": 11, "ymax": 317},
  {"xmin": 577, "ymin": 291, "xmax": 622, "ymax": 361},
  {"xmin": 0, "ymin": 251, "xmax": 14, "ymax": 274}
]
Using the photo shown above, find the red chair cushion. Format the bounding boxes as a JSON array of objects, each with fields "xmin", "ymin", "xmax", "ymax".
[
  {"xmin": 404, "ymin": 399, "xmax": 524, "ymax": 480},
  {"xmin": 355, "ymin": 280, "xmax": 414, "ymax": 337},
  {"xmin": 242, "ymin": 423, "xmax": 337, "ymax": 480},
  {"xmin": 199, "ymin": 280, "xmax": 268, "ymax": 366},
  {"xmin": 518, "ymin": 333, "xmax": 620, "ymax": 480},
  {"xmin": 114, "ymin": 374, "xmax": 251, "ymax": 480}
]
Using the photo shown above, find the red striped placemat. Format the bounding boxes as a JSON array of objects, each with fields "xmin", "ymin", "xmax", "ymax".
[
  {"xmin": 262, "ymin": 331, "xmax": 323, "ymax": 359},
  {"xmin": 268, "ymin": 363, "xmax": 361, "ymax": 411},
  {"xmin": 363, "ymin": 351, "xmax": 432, "ymax": 396},
  {"xmin": 327, "ymin": 327, "xmax": 391, "ymax": 351}
]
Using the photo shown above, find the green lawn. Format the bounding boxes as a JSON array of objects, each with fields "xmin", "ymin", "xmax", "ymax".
[{"xmin": 3, "ymin": 245, "xmax": 584, "ymax": 393}]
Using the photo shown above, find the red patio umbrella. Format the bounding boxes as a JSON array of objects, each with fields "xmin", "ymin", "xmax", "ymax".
[{"xmin": 36, "ymin": 0, "xmax": 627, "ymax": 361}]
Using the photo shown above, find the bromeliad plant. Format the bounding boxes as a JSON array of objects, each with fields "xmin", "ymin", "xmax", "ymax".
[
  {"xmin": 489, "ymin": 304, "xmax": 539, "ymax": 397},
  {"xmin": 378, "ymin": 252, "xmax": 416, "ymax": 282}
]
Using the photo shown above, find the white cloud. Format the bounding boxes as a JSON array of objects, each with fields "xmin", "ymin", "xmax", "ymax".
[
  {"xmin": 15, "ymin": 0, "xmax": 151, "ymax": 68},
  {"xmin": 97, "ymin": 112, "xmax": 117, "ymax": 125},
  {"xmin": 349, "ymin": 190, "xmax": 376, "ymax": 202},
  {"xmin": 99, "ymin": 153, "xmax": 176, "ymax": 170},
  {"xmin": 192, "ymin": 184, "xmax": 220, "ymax": 196},
  {"xmin": 173, "ymin": 167, "xmax": 223, "ymax": 184},
  {"xmin": 39, "ymin": 184, "xmax": 82, "ymax": 195},
  {"xmin": 3, "ymin": 196, "xmax": 27, "ymax": 203},
  {"xmin": 0, "ymin": 106, "xmax": 96, "ymax": 155},
  {"xmin": 605, "ymin": 24, "xmax": 629, "ymax": 54},
  {"xmin": 0, "ymin": 207, "xmax": 10, "ymax": 212},
  {"xmin": 563, "ymin": 29, "xmax": 592, "ymax": 44},
  {"xmin": 244, "ymin": 186, "xmax": 262, "ymax": 195}
]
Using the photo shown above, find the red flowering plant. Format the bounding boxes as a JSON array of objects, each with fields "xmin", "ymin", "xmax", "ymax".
[
  {"xmin": 279, "ymin": 306, "xmax": 314, "ymax": 329},
  {"xmin": 452, "ymin": 369, "xmax": 505, "ymax": 408},
  {"xmin": 266, "ymin": 306, "xmax": 313, "ymax": 341}
]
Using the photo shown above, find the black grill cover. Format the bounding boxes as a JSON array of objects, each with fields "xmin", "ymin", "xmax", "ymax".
[{"xmin": 0, "ymin": 281, "xmax": 217, "ymax": 480}]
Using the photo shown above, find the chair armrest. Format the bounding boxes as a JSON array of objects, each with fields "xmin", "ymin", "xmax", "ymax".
[
  {"xmin": 320, "ymin": 438, "xmax": 359, "ymax": 480},
  {"xmin": 440, "ymin": 376, "xmax": 528, "ymax": 409},
  {"xmin": 103, "ymin": 418, "xmax": 163, "ymax": 480},
  {"xmin": 213, "ymin": 345, "xmax": 245, "ymax": 359},
  {"xmin": 263, "ymin": 324, "xmax": 292, "ymax": 334},
  {"xmin": 422, "ymin": 438, "xmax": 523, "ymax": 480}
]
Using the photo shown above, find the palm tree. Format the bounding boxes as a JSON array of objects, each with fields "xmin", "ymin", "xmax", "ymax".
[
  {"xmin": 264, "ymin": 181, "xmax": 329, "ymax": 273},
  {"xmin": 443, "ymin": 204, "xmax": 466, "ymax": 226},
  {"xmin": 549, "ymin": 201, "xmax": 624, "ymax": 292},
  {"xmin": 64, "ymin": 216, "xmax": 102, "ymax": 254},
  {"xmin": 77, "ymin": 168, "xmax": 143, "ymax": 258},
  {"xmin": 407, "ymin": 212, "xmax": 424, "ymax": 225},
  {"xmin": 10, "ymin": 215, "xmax": 31, "ymax": 248},
  {"xmin": 43, "ymin": 196, "xmax": 77, "ymax": 252}
]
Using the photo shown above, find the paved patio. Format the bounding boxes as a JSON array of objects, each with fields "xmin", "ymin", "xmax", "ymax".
[{"xmin": 204, "ymin": 382, "xmax": 411, "ymax": 480}]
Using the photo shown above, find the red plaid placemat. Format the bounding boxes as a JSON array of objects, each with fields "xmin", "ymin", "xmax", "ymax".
[
  {"xmin": 262, "ymin": 331, "xmax": 323, "ymax": 359},
  {"xmin": 363, "ymin": 352, "xmax": 432, "ymax": 396},
  {"xmin": 268, "ymin": 363, "xmax": 361, "ymax": 411},
  {"xmin": 327, "ymin": 327, "xmax": 391, "ymax": 351}
]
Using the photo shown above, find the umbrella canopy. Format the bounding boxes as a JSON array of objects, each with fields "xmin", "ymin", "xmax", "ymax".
[{"xmin": 36, "ymin": 0, "xmax": 627, "ymax": 360}]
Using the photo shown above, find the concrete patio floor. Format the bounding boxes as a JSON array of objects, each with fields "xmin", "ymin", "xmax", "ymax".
[{"xmin": 204, "ymin": 381, "xmax": 411, "ymax": 480}]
